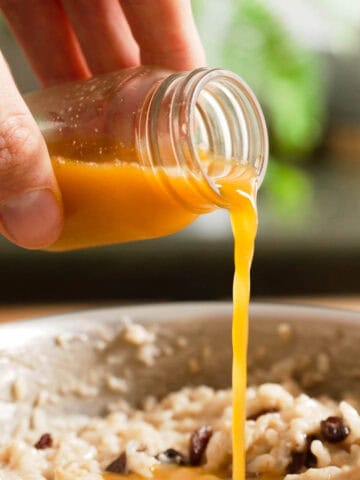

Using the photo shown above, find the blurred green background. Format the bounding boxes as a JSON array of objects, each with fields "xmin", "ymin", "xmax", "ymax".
[
  {"xmin": 1, "ymin": 0, "xmax": 360, "ymax": 302},
  {"xmin": 194, "ymin": 0, "xmax": 323, "ymax": 218}
]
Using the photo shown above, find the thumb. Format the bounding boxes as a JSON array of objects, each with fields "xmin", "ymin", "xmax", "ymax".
[{"xmin": 0, "ymin": 52, "xmax": 63, "ymax": 249}]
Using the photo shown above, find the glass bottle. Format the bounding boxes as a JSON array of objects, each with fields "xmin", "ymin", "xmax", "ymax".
[{"xmin": 25, "ymin": 67, "xmax": 268, "ymax": 250}]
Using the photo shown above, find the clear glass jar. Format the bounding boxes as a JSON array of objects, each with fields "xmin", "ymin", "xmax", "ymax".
[{"xmin": 25, "ymin": 67, "xmax": 268, "ymax": 250}]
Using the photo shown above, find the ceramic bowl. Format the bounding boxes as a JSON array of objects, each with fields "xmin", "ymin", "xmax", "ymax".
[{"xmin": 0, "ymin": 302, "xmax": 359, "ymax": 426}]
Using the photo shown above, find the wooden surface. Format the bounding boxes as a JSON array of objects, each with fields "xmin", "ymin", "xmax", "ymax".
[
  {"xmin": 0, "ymin": 302, "xmax": 117, "ymax": 323},
  {"xmin": 0, "ymin": 297, "xmax": 360, "ymax": 324}
]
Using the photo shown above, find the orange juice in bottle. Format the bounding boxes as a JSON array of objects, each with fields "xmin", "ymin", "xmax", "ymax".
[{"xmin": 25, "ymin": 67, "xmax": 267, "ymax": 251}]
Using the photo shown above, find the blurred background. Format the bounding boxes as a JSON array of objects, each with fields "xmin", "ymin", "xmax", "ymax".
[{"xmin": 1, "ymin": 0, "xmax": 360, "ymax": 303}]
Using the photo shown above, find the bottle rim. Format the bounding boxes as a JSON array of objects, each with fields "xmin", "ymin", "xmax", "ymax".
[
  {"xmin": 183, "ymin": 67, "xmax": 268, "ymax": 190},
  {"xmin": 139, "ymin": 67, "xmax": 269, "ymax": 211}
]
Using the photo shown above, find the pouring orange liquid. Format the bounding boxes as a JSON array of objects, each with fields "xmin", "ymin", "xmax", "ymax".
[
  {"xmin": 49, "ymin": 154, "xmax": 260, "ymax": 479},
  {"xmin": 227, "ymin": 181, "xmax": 257, "ymax": 480}
]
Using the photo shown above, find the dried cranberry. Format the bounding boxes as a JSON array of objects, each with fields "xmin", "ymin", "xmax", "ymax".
[
  {"xmin": 105, "ymin": 452, "xmax": 127, "ymax": 474},
  {"xmin": 286, "ymin": 451, "xmax": 304, "ymax": 475},
  {"xmin": 189, "ymin": 425, "xmax": 213, "ymax": 466},
  {"xmin": 320, "ymin": 416, "xmax": 350, "ymax": 443},
  {"xmin": 286, "ymin": 435, "xmax": 317, "ymax": 474},
  {"xmin": 34, "ymin": 433, "xmax": 53, "ymax": 450}
]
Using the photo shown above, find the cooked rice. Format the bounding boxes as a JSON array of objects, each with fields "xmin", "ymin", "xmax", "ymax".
[
  {"xmin": 1, "ymin": 381, "xmax": 360, "ymax": 479},
  {"xmin": 0, "ymin": 317, "xmax": 358, "ymax": 479}
]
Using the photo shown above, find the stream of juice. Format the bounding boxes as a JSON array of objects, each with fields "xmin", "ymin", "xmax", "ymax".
[
  {"xmin": 226, "ymin": 184, "xmax": 258, "ymax": 480},
  {"xmin": 49, "ymin": 156, "xmax": 260, "ymax": 479}
]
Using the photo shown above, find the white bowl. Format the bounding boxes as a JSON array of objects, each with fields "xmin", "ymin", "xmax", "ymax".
[{"xmin": 0, "ymin": 302, "xmax": 359, "ymax": 422}]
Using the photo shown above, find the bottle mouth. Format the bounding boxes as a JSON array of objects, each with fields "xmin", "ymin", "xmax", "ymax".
[
  {"xmin": 183, "ymin": 68, "xmax": 268, "ymax": 197},
  {"xmin": 141, "ymin": 67, "xmax": 268, "ymax": 212}
]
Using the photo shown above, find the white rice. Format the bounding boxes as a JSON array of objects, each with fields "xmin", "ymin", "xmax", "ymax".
[
  {"xmin": 0, "ymin": 382, "xmax": 359, "ymax": 479},
  {"xmin": 0, "ymin": 320, "xmax": 358, "ymax": 479}
]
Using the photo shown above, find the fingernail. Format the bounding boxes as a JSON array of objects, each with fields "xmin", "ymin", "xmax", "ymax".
[{"xmin": 0, "ymin": 189, "xmax": 63, "ymax": 248}]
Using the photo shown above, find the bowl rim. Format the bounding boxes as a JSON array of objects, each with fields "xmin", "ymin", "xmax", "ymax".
[{"xmin": 0, "ymin": 300, "xmax": 360, "ymax": 339}]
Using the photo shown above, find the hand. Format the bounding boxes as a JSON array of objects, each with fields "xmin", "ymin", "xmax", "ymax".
[{"xmin": 0, "ymin": 0, "xmax": 205, "ymax": 249}]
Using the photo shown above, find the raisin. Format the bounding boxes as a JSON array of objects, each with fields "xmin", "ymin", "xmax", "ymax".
[
  {"xmin": 286, "ymin": 435, "xmax": 317, "ymax": 474},
  {"xmin": 156, "ymin": 448, "xmax": 187, "ymax": 465},
  {"xmin": 189, "ymin": 425, "xmax": 213, "ymax": 466},
  {"xmin": 286, "ymin": 451, "xmax": 305, "ymax": 474},
  {"xmin": 105, "ymin": 452, "xmax": 127, "ymax": 474},
  {"xmin": 34, "ymin": 433, "xmax": 53, "ymax": 450},
  {"xmin": 320, "ymin": 416, "xmax": 350, "ymax": 443},
  {"xmin": 247, "ymin": 408, "xmax": 279, "ymax": 421}
]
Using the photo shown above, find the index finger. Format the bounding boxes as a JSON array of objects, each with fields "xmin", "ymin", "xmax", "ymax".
[
  {"xmin": 120, "ymin": 0, "xmax": 206, "ymax": 70},
  {"xmin": 0, "ymin": 0, "xmax": 89, "ymax": 86}
]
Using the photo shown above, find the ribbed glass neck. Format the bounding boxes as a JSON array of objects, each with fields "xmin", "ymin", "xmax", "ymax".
[{"xmin": 137, "ymin": 67, "xmax": 268, "ymax": 211}]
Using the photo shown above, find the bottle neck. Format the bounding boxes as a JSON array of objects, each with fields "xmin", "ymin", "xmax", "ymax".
[{"xmin": 137, "ymin": 68, "xmax": 268, "ymax": 211}]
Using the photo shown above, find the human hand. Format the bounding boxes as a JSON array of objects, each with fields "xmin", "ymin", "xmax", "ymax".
[{"xmin": 0, "ymin": 0, "xmax": 205, "ymax": 248}]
